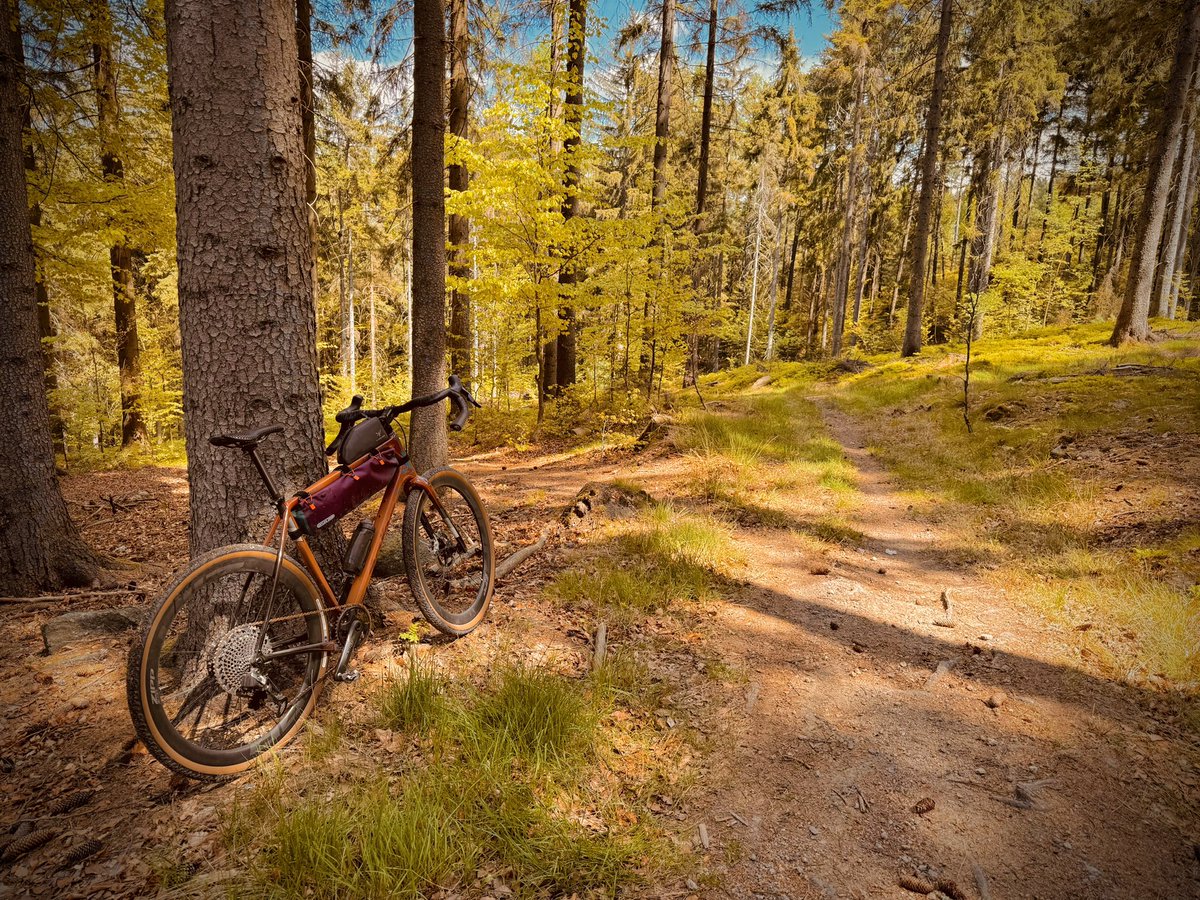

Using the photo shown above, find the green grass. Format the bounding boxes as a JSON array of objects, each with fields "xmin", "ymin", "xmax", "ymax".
[
  {"xmin": 547, "ymin": 503, "xmax": 739, "ymax": 618},
  {"xmin": 376, "ymin": 655, "xmax": 445, "ymax": 733},
  {"xmin": 228, "ymin": 665, "xmax": 674, "ymax": 899},
  {"xmin": 677, "ymin": 386, "xmax": 859, "ymax": 536},
  {"xmin": 827, "ymin": 320, "xmax": 1200, "ymax": 685}
]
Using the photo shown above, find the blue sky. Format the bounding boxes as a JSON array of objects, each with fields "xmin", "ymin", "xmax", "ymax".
[{"xmin": 591, "ymin": 0, "xmax": 836, "ymax": 61}]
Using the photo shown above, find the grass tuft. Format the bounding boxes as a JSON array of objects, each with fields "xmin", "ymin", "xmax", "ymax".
[{"xmin": 376, "ymin": 655, "xmax": 445, "ymax": 733}]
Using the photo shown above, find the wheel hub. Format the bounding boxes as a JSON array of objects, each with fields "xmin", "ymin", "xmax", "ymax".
[{"xmin": 210, "ymin": 624, "xmax": 271, "ymax": 694}]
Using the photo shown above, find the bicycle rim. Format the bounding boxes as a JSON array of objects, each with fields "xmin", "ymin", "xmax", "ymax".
[{"xmin": 135, "ymin": 548, "xmax": 326, "ymax": 776}]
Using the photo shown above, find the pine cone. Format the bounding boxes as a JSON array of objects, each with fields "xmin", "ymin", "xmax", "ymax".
[
  {"xmin": 899, "ymin": 873, "xmax": 934, "ymax": 894},
  {"xmin": 46, "ymin": 791, "xmax": 94, "ymax": 816},
  {"xmin": 935, "ymin": 880, "xmax": 967, "ymax": 900},
  {"xmin": 0, "ymin": 829, "xmax": 57, "ymax": 863},
  {"xmin": 61, "ymin": 839, "xmax": 102, "ymax": 866}
]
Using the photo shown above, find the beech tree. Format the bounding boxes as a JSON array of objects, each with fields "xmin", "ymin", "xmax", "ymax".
[{"xmin": 0, "ymin": 0, "xmax": 99, "ymax": 594}]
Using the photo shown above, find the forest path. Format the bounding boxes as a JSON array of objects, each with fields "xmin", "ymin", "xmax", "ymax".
[{"xmin": 683, "ymin": 399, "xmax": 1199, "ymax": 899}]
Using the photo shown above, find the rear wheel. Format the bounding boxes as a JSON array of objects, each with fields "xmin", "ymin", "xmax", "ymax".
[
  {"xmin": 126, "ymin": 544, "xmax": 328, "ymax": 780},
  {"xmin": 402, "ymin": 468, "xmax": 494, "ymax": 637}
]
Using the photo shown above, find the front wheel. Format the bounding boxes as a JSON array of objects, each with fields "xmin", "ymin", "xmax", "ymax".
[
  {"xmin": 126, "ymin": 544, "xmax": 328, "ymax": 781},
  {"xmin": 402, "ymin": 468, "xmax": 495, "ymax": 637}
]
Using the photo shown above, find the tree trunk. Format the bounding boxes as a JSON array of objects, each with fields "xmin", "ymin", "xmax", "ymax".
[
  {"xmin": 695, "ymin": 0, "xmax": 716, "ymax": 223},
  {"xmin": 166, "ymin": 0, "xmax": 332, "ymax": 554},
  {"xmin": 94, "ymin": 3, "xmax": 147, "ymax": 447},
  {"xmin": 1019, "ymin": 115, "xmax": 1043, "ymax": 248},
  {"xmin": 651, "ymin": 0, "xmax": 674, "ymax": 211},
  {"xmin": 1037, "ymin": 100, "xmax": 1065, "ymax": 255},
  {"xmin": 448, "ymin": 0, "xmax": 472, "ymax": 382},
  {"xmin": 1088, "ymin": 147, "xmax": 1115, "ymax": 299},
  {"xmin": 1154, "ymin": 94, "xmax": 1197, "ymax": 318},
  {"xmin": 410, "ymin": 0, "xmax": 449, "ymax": 468},
  {"xmin": 556, "ymin": 0, "xmax": 587, "ymax": 391},
  {"xmin": 832, "ymin": 63, "xmax": 866, "ymax": 356},
  {"xmin": 20, "ymin": 28, "xmax": 66, "ymax": 464},
  {"xmin": 967, "ymin": 136, "xmax": 1005, "ymax": 338},
  {"xmin": 0, "ymin": 0, "xmax": 99, "ymax": 593},
  {"xmin": 1169, "ymin": 134, "xmax": 1200, "ymax": 317},
  {"xmin": 783, "ymin": 210, "xmax": 800, "ymax": 311},
  {"xmin": 902, "ymin": 0, "xmax": 952, "ymax": 357},
  {"xmin": 296, "ymin": 0, "xmax": 316, "ymax": 231},
  {"xmin": 1112, "ymin": 0, "xmax": 1200, "ymax": 344}
]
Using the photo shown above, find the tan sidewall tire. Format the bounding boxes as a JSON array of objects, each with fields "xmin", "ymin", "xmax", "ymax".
[
  {"xmin": 402, "ymin": 468, "xmax": 495, "ymax": 637},
  {"xmin": 126, "ymin": 544, "xmax": 327, "ymax": 781}
]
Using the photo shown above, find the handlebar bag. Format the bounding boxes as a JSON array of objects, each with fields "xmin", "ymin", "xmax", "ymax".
[
  {"xmin": 292, "ymin": 448, "xmax": 401, "ymax": 535},
  {"xmin": 338, "ymin": 418, "xmax": 396, "ymax": 466}
]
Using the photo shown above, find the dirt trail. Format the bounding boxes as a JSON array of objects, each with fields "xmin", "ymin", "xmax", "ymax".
[{"xmin": 685, "ymin": 404, "xmax": 1200, "ymax": 899}]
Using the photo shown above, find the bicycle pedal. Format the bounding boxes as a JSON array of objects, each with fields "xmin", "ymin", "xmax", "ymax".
[{"xmin": 333, "ymin": 668, "xmax": 360, "ymax": 684}]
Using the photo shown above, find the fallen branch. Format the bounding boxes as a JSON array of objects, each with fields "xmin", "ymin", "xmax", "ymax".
[
  {"xmin": 494, "ymin": 525, "xmax": 555, "ymax": 582},
  {"xmin": 0, "ymin": 588, "xmax": 145, "ymax": 605}
]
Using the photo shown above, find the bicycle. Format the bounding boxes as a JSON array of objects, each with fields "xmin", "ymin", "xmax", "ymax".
[{"xmin": 126, "ymin": 376, "xmax": 494, "ymax": 780}]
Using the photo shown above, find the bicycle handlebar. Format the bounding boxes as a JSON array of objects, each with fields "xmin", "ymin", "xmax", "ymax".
[{"xmin": 325, "ymin": 375, "xmax": 481, "ymax": 456}]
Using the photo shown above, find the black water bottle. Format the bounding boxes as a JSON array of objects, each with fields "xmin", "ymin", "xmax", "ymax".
[{"xmin": 343, "ymin": 521, "xmax": 375, "ymax": 574}]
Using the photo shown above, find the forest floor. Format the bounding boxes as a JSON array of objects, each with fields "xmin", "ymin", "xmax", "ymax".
[{"xmin": 1, "ymin": 324, "xmax": 1198, "ymax": 899}]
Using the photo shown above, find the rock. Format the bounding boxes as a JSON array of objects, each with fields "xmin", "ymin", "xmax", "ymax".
[
  {"xmin": 752, "ymin": 375, "xmax": 773, "ymax": 388},
  {"xmin": 984, "ymin": 692, "xmax": 1007, "ymax": 709},
  {"xmin": 686, "ymin": 879, "xmax": 700, "ymax": 891},
  {"xmin": 42, "ymin": 607, "xmax": 144, "ymax": 654},
  {"xmin": 808, "ymin": 825, "xmax": 820, "ymax": 836},
  {"xmin": 979, "ymin": 633, "xmax": 993, "ymax": 641}
]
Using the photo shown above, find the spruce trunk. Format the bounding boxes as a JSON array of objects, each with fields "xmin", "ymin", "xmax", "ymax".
[
  {"xmin": 0, "ymin": 0, "xmax": 99, "ymax": 593},
  {"xmin": 411, "ymin": 0, "xmax": 449, "ymax": 468},
  {"xmin": 165, "ymin": 0, "xmax": 331, "ymax": 554}
]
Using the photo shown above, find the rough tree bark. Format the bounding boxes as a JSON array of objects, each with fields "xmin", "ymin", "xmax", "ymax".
[
  {"xmin": 19, "ymin": 23, "xmax": 66, "ymax": 463},
  {"xmin": 0, "ymin": 0, "xmax": 100, "ymax": 593},
  {"xmin": 410, "ymin": 0, "xmax": 449, "ymax": 469},
  {"xmin": 448, "ymin": 0, "xmax": 473, "ymax": 382},
  {"xmin": 165, "ymin": 0, "xmax": 331, "ymax": 555},
  {"xmin": 556, "ymin": 0, "xmax": 587, "ymax": 390},
  {"xmin": 94, "ymin": 2, "xmax": 147, "ymax": 446},
  {"xmin": 1111, "ymin": 0, "xmax": 1200, "ymax": 344},
  {"xmin": 902, "ymin": 0, "xmax": 952, "ymax": 357},
  {"xmin": 1153, "ymin": 91, "xmax": 1198, "ymax": 318}
]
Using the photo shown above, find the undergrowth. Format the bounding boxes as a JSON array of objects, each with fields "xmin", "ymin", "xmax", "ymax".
[
  {"xmin": 546, "ymin": 502, "xmax": 740, "ymax": 621},
  {"xmin": 226, "ymin": 661, "xmax": 676, "ymax": 899}
]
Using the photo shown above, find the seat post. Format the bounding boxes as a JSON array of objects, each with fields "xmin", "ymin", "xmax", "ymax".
[{"xmin": 246, "ymin": 447, "xmax": 284, "ymax": 508}]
